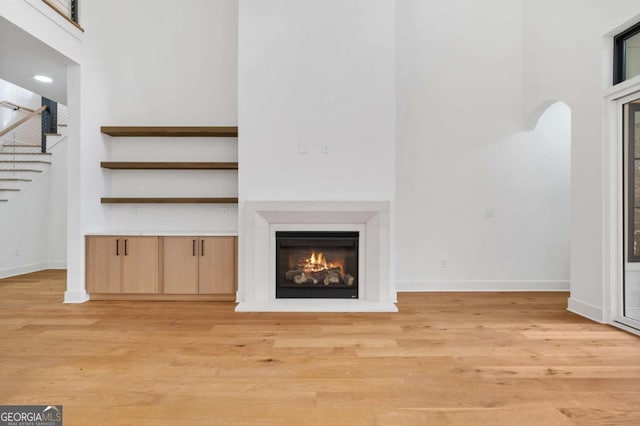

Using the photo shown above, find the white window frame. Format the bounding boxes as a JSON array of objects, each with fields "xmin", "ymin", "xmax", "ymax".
[{"xmin": 604, "ymin": 80, "xmax": 640, "ymax": 335}]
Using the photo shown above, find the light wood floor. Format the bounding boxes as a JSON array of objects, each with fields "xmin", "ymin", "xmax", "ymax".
[{"xmin": 1, "ymin": 270, "xmax": 639, "ymax": 425}]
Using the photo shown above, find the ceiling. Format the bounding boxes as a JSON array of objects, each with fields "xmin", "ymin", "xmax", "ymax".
[{"xmin": 0, "ymin": 16, "xmax": 73, "ymax": 104}]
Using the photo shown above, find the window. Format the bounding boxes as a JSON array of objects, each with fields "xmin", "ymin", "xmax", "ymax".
[
  {"xmin": 614, "ymin": 22, "xmax": 640, "ymax": 84},
  {"xmin": 625, "ymin": 100, "xmax": 640, "ymax": 262}
]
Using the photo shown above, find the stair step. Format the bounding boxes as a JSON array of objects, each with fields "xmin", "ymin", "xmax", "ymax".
[
  {"xmin": 0, "ymin": 152, "xmax": 52, "ymax": 156},
  {"xmin": 58, "ymin": 124, "xmax": 67, "ymax": 127},
  {"xmin": 100, "ymin": 126, "xmax": 238, "ymax": 137},
  {"xmin": 0, "ymin": 160, "xmax": 51, "ymax": 164},
  {"xmin": 45, "ymin": 133, "xmax": 61, "ymax": 136},
  {"xmin": 100, "ymin": 162, "xmax": 238, "ymax": 170},
  {"xmin": 0, "ymin": 169, "xmax": 43, "ymax": 173},
  {"xmin": 0, "ymin": 178, "xmax": 31, "ymax": 182},
  {"xmin": 101, "ymin": 197, "xmax": 238, "ymax": 204},
  {"xmin": 1, "ymin": 144, "xmax": 41, "ymax": 148},
  {"xmin": 0, "ymin": 188, "xmax": 20, "ymax": 191}
]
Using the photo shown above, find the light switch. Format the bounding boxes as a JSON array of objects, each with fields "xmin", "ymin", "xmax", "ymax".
[{"xmin": 321, "ymin": 144, "xmax": 330, "ymax": 154}]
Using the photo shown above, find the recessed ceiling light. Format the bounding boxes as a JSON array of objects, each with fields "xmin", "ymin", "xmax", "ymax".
[{"xmin": 34, "ymin": 75, "xmax": 53, "ymax": 83}]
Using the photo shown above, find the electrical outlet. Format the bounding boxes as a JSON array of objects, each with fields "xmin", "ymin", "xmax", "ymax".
[
  {"xmin": 440, "ymin": 257, "xmax": 448, "ymax": 268},
  {"xmin": 485, "ymin": 209, "xmax": 495, "ymax": 218},
  {"xmin": 297, "ymin": 144, "xmax": 308, "ymax": 154}
]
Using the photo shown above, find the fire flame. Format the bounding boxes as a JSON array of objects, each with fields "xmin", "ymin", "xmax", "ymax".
[{"xmin": 300, "ymin": 250, "xmax": 343, "ymax": 273}]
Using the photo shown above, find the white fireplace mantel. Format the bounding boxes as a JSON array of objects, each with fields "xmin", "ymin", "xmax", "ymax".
[{"xmin": 236, "ymin": 201, "xmax": 397, "ymax": 312}]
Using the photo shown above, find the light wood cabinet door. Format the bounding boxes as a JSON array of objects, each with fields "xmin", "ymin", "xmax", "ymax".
[
  {"xmin": 163, "ymin": 237, "xmax": 199, "ymax": 294},
  {"xmin": 122, "ymin": 237, "xmax": 159, "ymax": 294},
  {"xmin": 198, "ymin": 237, "xmax": 236, "ymax": 294},
  {"xmin": 86, "ymin": 236, "xmax": 122, "ymax": 293}
]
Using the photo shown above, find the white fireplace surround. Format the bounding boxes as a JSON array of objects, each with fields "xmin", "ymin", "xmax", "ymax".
[{"xmin": 237, "ymin": 201, "xmax": 397, "ymax": 312}]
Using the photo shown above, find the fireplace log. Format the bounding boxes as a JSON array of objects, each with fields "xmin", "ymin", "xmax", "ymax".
[
  {"xmin": 287, "ymin": 268, "xmax": 348, "ymax": 285},
  {"xmin": 290, "ymin": 271, "xmax": 319, "ymax": 285},
  {"xmin": 344, "ymin": 274, "xmax": 354, "ymax": 286},
  {"xmin": 309, "ymin": 267, "xmax": 341, "ymax": 278},
  {"xmin": 323, "ymin": 271, "xmax": 340, "ymax": 286},
  {"xmin": 286, "ymin": 269, "xmax": 303, "ymax": 280},
  {"xmin": 293, "ymin": 272, "xmax": 308, "ymax": 284}
]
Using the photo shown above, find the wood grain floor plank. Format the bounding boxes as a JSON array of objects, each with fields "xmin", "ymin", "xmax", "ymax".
[{"xmin": 1, "ymin": 270, "xmax": 640, "ymax": 425}]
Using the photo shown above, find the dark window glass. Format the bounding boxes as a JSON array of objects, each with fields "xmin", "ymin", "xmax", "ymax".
[
  {"xmin": 615, "ymin": 22, "xmax": 640, "ymax": 84},
  {"xmin": 625, "ymin": 102, "xmax": 640, "ymax": 262}
]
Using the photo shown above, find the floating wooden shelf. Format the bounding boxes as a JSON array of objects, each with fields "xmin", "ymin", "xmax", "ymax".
[
  {"xmin": 0, "ymin": 169, "xmax": 42, "ymax": 173},
  {"xmin": 100, "ymin": 126, "xmax": 238, "ymax": 137},
  {"xmin": 101, "ymin": 197, "xmax": 238, "ymax": 204},
  {"xmin": 1, "ymin": 144, "xmax": 41, "ymax": 148},
  {"xmin": 0, "ymin": 188, "xmax": 20, "ymax": 192},
  {"xmin": 100, "ymin": 162, "xmax": 238, "ymax": 170},
  {"xmin": 0, "ymin": 178, "xmax": 31, "ymax": 182}
]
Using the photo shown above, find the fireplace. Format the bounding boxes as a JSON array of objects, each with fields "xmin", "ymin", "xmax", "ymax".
[{"xmin": 276, "ymin": 231, "xmax": 359, "ymax": 299}]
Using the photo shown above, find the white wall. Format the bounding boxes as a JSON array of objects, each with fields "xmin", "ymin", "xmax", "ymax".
[
  {"xmin": 62, "ymin": 0, "xmax": 238, "ymax": 300},
  {"xmin": 237, "ymin": 0, "xmax": 396, "ymax": 304},
  {"xmin": 8, "ymin": 0, "xmax": 636, "ymax": 314},
  {"xmin": 0, "ymin": 138, "xmax": 67, "ymax": 278},
  {"xmin": 396, "ymin": 0, "xmax": 571, "ymax": 291},
  {"xmin": 47, "ymin": 138, "xmax": 67, "ymax": 267},
  {"xmin": 238, "ymin": 0, "xmax": 396, "ymax": 202},
  {"xmin": 523, "ymin": 0, "xmax": 640, "ymax": 320},
  {"xmin": 1, "ymin": 0, "xmax": 80, "ymax": 294},
  {"xmin": 0, "ymin": 77, "xmax": 66, "ymax": 277},
  {"xmin": 0, "ymin": 175, "xmax": 50, "ymax": 278},
  {"xmin": 76, "ymin": 0, "xmax": 238, "ymax": 237},
  {"xmin": 0, "ymin": 0, "xmax": 82, "ymax": 106},
  {"xmin": 0, "ymin": 0, "xmax": 81, "ymax": 65}
]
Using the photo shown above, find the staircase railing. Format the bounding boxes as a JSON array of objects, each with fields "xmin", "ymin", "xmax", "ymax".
[
  {"xmin": 0, "ymin": 101, "xmax": 37, "ymax": 113},
  {"xmin": 0, "ymin": 105, "xmax": 49, "ymax": 153},
  {"xmin": 57, "ymin": 104, "xmax": 68, "ymax": 126},
  {"xmin": 42, "ymin": 0, "xmax": 81, "ymax": 30}
]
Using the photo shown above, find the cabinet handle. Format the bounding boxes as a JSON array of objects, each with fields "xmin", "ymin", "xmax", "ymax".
[
  {"xmin": 116, "ymin": 239, "xmax": 119, "ymax": 256},
  {"xmin": 192, "ymin": 239, "xmax": 196, "ymax": 256},
  {"xmin": 201, "ymin": 239, "xmax": 204, "ymax": 256},
  {"xmin": 124, "ymin": 239, "xmax": 128, "ymax": 256}
]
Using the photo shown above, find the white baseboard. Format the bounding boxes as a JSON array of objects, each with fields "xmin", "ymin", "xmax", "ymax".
[
  {"xmin": 0, "ymin": 262, "xmax": 66, "ymax": 279},
  {"xmin": 47, "ymin": 261, "xmax": 67, "ymax": 269},
  {"xmin": 64, "ymin": 290, "xmax": 89, "ymax": 304},
  {"xmin": 567, "ymin": 297, "xmax": 605, "ymax": 323},
  {"xmin": 396, "ymin": 280, "xmax": 570, "ymax": 292}
]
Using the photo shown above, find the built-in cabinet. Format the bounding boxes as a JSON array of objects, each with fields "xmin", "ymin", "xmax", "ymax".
[
  {"xmin": 86, "ymin": 236, "xmax": 158, "ymax": 294},
  {"xmin": 163, "ymin": 236, "xmax": 236, "ymax": 295},
  {"xmin": 86, "ymin": 235, "xmax": 236, "ymax": 300}
]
